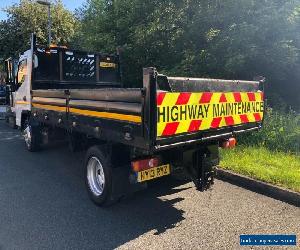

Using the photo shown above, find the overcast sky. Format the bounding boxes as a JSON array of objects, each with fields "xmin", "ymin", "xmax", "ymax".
[{"xmin": 0, "ymin": 0, "xmax": 86, "ymax": 20}]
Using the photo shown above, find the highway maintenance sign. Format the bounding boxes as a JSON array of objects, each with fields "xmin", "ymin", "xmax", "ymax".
[{"xmin": 156, "ymin": 91, "xmax": 264, "ymax": 137}]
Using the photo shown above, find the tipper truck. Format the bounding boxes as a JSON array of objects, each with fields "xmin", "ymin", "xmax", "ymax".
[{"xmin": 4, "ymin": 35, "xmax": 265, "ymax": 206}]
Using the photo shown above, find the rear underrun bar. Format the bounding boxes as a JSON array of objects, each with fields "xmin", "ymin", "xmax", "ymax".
[{"xmin": 154, "ymin": 126, "xmax": 259, "ymax": 151}]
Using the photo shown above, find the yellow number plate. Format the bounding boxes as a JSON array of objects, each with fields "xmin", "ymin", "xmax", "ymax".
[{"xmin": 137, "ymin": 164, "xmax": 170, "ymax": 182}]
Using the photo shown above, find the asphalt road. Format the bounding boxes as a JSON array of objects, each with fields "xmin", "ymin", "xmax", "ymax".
[{"xmin": 0, "ymin": 120, "xmax": 299, "ymax": 250}]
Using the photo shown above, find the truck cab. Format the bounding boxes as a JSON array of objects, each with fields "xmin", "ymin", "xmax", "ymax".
[
  {"xmin": 12, "ymin": 50, "xmax": 32, "ymax": 127},
  {"xmin": 4, "ymin": 50, "xmax": 32, "ymax": 127}
]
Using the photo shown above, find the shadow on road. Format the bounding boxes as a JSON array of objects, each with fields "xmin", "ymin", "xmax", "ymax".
[{"xmin": 0, "ymin": 121, "xmax": 189, "ymax": 249}]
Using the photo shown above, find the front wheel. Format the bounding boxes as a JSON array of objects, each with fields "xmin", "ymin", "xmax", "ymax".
[
  {"xmin": 23, "ymin": 122, "xmax": 41, "ymax": 152},
  {"xmin": 85, "ymin": 146, "xmax": 114, "ymax": 206}
]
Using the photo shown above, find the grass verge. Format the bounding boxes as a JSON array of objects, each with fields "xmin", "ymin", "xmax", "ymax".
[{"xmin": 220, "ymin": 146, "xmax": 300, "ymax": 193}]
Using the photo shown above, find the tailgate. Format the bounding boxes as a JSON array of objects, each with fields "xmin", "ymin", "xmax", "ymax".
[
  {"xmin": 142, "ymin": 68, "xmax": 265, "ymax": 150},
  {"xmin": 157, "ymin": 91, "xmax": 264, "ymax": 137}
]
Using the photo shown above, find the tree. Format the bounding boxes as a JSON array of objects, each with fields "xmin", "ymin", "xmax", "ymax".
[
  {"xmin": 0, "ymin": 0, "xmax": 78, "ymax": 58},
  {"xmin": 75, "ymin": 0, "xmax": 300, "ymax": 110},
  {"xmin": 2, "ymin": 0, "xmax": 299, "ymax": 109}
]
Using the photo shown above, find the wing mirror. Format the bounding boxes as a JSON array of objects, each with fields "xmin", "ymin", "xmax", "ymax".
[{"xmin": 33, "ymin": 54, "xmax": 39, "ymax": 68}]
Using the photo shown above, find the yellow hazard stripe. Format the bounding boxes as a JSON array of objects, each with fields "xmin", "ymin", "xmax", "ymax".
[
  {"xmin": 69, "ymin": 107, "xmax": 141, "ymax": 123},
  {"xmin": 32, "ymin": 103, "xmax": 66, "ymax": 112},
  {"xmin": 157, "ymin": 91, "xmax": 264, "ymax": 137},
  {"xmin": 32, "ymin": 103, "xmax": 141, "ymax": 123},
  {"xmin": 16, "ymin": 101, "xmax": 30, "ymax": 105}
]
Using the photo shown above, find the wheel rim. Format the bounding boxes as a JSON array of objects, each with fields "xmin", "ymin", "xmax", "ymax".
[
  {"xmin": 23, "ymin": 125, "xmax": 32, "ymax": 148},
  {"xmin": 87, "ymin": 157, "xmax": 105, "ymax": 196}
]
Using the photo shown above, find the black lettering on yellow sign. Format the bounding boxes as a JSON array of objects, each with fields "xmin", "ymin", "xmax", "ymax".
[
  {"xmin": 213, "ymin": 102, "xmax": 264, "ymax": 117},
  {"xmin": 157, "ymin": 104, "xmax": 210, "ymax": 123},
  {"xmin": 141, "ymin": 171, "xmax": 148, "ymax": 180},
  {"xmin": 157, "ymin": 101, "xmax": 264, "ymax": 123}
]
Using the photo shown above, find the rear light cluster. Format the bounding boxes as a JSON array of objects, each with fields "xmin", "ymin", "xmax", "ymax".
[
  {"xmin": 131, "ymin": 157, "xmax": 160, "ymax": 172},
  {"xmin": 220, "ymin": 137, "xmax": 237, "ymax": 149}
]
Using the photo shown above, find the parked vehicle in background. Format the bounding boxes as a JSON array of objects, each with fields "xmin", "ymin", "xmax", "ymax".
[
  {"xmin": 3, "ymin": 34, "xmax": 265, "ymax": 206},
  {"xmin": 0, "ymin": 84, "xmax": 7, "ymax": 105}
]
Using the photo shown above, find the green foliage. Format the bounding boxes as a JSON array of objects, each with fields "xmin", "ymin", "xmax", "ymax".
[
  {"xmin": 220, "ymin": 146, "xmax": 300, "ymax": 192},
  {"xmin": 238, "ymin": 108, "xmax": 300, "ymax": 154},
  {"xmin": 74, "ymin": 0, "xmax": 300, "ymax": 110},
  {"xmin": 1, "ymin": 0, "xmax": 299, "ymax": 109},
  {"xmin": 0, "ymin": 0, "xmax": 78, "ymax": 58}
]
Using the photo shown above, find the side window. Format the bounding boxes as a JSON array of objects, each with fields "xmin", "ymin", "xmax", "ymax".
[{"xmin": 17, "ymin": 59, "xmax": 28, "ymax": 88}]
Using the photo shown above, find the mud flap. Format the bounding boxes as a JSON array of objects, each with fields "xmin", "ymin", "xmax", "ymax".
[
  {"xmin": 110, "ymin": 166, "xmax": 147, "ymax": 200},
  {"xmin": 184, "ymin": 144, "xmax": 219, "ymax": 191}
]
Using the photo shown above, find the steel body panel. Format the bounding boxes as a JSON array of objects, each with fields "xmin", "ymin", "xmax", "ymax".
[
  {"xmin": 14, "ymin": 50, "xmax": 32, "ymax": 126},
  {"xmin": 167, "ymin": 77, "xmax": 260, "ymax": 92}
]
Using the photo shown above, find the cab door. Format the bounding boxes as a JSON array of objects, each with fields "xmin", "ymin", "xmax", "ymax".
[{"xmin": 14, "ymin": 50, "xmax": 32, "ymax": 127}]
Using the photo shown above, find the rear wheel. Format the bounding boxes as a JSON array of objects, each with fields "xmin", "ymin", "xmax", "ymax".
[
  {"xmin": 85, "ymin": 146, "xmax": 114, "ymax": 206},
  {"xmin": 23, "ymin": 122, "xmax": 41, "ymax": 152}
]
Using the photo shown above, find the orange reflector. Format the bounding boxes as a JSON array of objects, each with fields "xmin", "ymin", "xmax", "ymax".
[
  {"xmin": 228, "ymin": 137, "xmax": 237, "ymax": 147},
  {"xmin": 220, "ymin": 137, "xmax": 237, "ymax": 149},
  {"xmin": 49, "ymin": 44, "xmax": 68, "ymax": 49},
  {"xmin": 131, "ymin": 157, "xmax": 159, "ymax": 172}
]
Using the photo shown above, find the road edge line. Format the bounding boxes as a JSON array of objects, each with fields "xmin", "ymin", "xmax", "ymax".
[{"xmin": 216, "ymin": 167, "xmax": 300, "ymax": 207}]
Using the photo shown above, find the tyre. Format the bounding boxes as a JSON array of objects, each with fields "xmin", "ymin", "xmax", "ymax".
[
  {"xmin": 23, "ymin": 122, "xmax": 41, "ymax": 152},
  {"xmin": 85, "ymin": 145, "xmax": 114, "ymax": 206}
]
